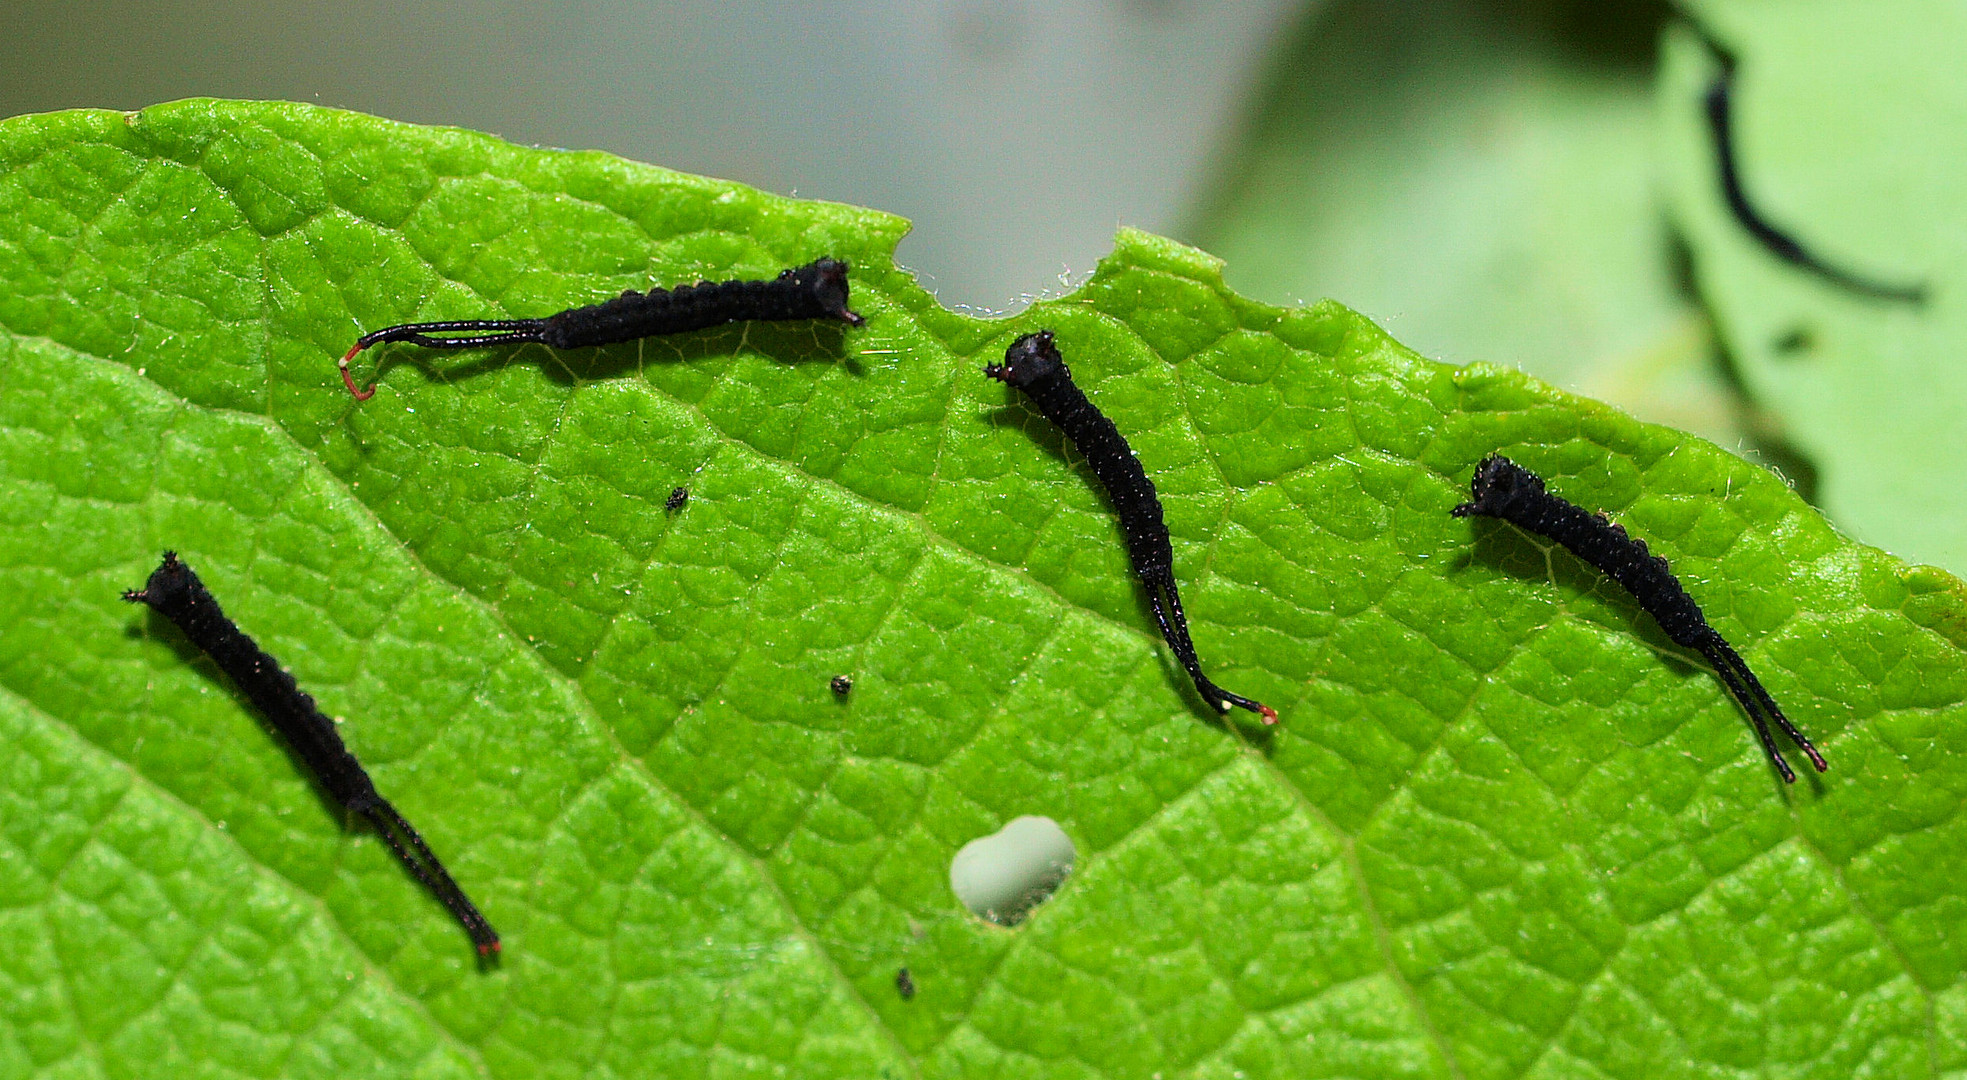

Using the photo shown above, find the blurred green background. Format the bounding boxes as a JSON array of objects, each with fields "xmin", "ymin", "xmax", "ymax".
[
  {"xmin": 4, "ymin": 0, "xmax": 1959, "ymax": 572},
  {"xmin": 1193, "ymin": 0, "xmax": 1731, "ymax": 446}
]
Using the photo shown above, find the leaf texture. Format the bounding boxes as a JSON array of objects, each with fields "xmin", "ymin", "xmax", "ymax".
[{"xmin": 1, "ymin": 99, "xmax": 1965, "ymax": 1080}]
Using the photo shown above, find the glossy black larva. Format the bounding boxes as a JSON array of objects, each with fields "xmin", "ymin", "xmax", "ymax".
[
  {"xmin": 985, "ymin": 331, "xmax": 1277, "ymax": 725},
  {"xmin": 1452, "ymin": 455, "xmax": 1827, "ymax": 783},
  {"xmin": 125, "ymin": 552, "xmax": 500, "ymax": 954},
  {"xmin": 340, "ymin": 257, "xmax": 865, "ymax": 400}
]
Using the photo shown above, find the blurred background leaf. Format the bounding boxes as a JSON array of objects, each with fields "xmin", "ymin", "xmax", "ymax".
[
  {"xmin": 1658, "ymin": 0, "xmax": 1967, "ymax": 573},
  {"xmin": 1185, "ymin": 0, "xmax": 1745, "ymax": 449}
]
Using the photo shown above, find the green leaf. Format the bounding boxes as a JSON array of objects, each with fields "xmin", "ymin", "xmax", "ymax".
[
  {"xmin": 3, "ymin": 98, "xmax": 1966, "ymax": 1079},
  {"xmin": 1189, "ymin": 0, "xmax": 1745, "ymax": 449},
  {"xmin": 1658, "ymin": 1, "xmax": 1967, "ymax": 573}
]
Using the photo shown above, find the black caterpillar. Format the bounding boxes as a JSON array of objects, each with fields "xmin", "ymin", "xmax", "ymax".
[
  {"xmin": 340, "ymin": 257, "xmax": 864, "ymax": 400},
  {"xmin": 125, "ymin": 552, "xmax": 500, "ymax": 954},
  {"xmin": 1698, "ymin": 30, "xmax": 1924, "ymax": 304},
  {"xmin": 986, "ymin": 331, "xmax": 1277, "ymax": 725},
  {"xmin": 1453, "ymin": 455, "xmax": 1827, "ymax": 783}
]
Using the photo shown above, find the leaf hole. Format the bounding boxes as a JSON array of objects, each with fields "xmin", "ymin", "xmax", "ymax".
[{"xmin": 949, "ymin": 815, "xmax": 1075, "ymax": 926}]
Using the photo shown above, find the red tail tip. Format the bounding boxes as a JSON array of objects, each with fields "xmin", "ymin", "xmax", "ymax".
[
  {"xmin": 1259, "ymin": 705, "xmax": 1279, "ymax": 726},
  {"xmin": 340, "ymin": 343, "xmax": 376, "ymax": 402},
  {"xmin": 478, "ymin": 940, "xmax": 501, "ymax": 956}
]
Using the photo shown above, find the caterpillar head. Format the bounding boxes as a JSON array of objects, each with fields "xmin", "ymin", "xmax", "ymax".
[
  {"xmin": 784, "ymin": 257, "xmax": 864, "ymax": 327},
  {"xmin": 1452, "ymin": 454, "xmax": 1544, "ymax": 519},
  {"xmin": 984, "ymin": 330, "xmax": 1067, "ymax": 388}
]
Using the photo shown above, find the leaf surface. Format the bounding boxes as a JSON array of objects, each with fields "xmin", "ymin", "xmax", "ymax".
[{"xmin": 3, "ymin": 99, "xmax": 1966, "ymax": 1080}]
